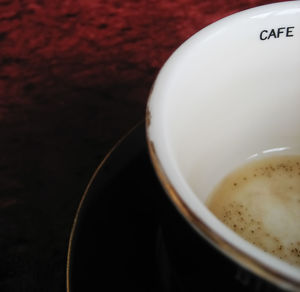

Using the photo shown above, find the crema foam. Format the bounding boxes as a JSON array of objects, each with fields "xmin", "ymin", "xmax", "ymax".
[{"xmin": 207, "ymin": 155, "xmax": 300, "ymax": 267}]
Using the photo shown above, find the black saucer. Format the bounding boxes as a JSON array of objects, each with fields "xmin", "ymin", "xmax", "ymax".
[{"xmin": 66, "ymin": 122, "xmax": 281, "ymax": 292}]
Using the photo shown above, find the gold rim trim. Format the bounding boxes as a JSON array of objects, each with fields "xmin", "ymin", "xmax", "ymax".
[
  {"xmin": 145, "ymin": 107, "xmax": 300, "ymax": 291},
  {"xmin": 66, "ymin": 121, "xmax": 144, "ymax": 292}
]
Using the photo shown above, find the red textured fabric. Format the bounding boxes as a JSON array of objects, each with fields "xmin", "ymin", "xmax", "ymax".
[{"xmin": 0, "ymin": 0, "xmax": 284, "ymax": 108}]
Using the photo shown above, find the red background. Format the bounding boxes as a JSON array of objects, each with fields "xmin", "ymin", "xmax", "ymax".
[{"xmin": 0, "ymin": 0, "xmax": 287, "ymax": 290}]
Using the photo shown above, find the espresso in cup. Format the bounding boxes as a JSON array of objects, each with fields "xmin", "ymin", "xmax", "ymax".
[
  {"xmin": 207, "ymin": 155, "xmax": 300, "ymax": 267},
  {"xmin": 146, "ymin": 1, "xmax": 300, "ymax": 290}
]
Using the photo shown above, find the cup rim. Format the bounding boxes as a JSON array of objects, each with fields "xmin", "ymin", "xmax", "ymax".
[{"xmin": 145, "ymin": 1, "xmax": 300, "ymax": 290}]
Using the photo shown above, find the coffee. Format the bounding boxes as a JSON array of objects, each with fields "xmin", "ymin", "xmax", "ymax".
[{"xmin": 207, "ymin": 155, "xmax": 300, "ymax": 267}]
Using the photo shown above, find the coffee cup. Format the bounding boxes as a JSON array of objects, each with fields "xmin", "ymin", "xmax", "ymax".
[{"xmin": 146, "ymin": 1, "xmax": 300, "ymax": 290}]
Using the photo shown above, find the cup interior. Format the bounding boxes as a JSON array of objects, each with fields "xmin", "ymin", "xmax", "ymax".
[{"xmin": 147, "ymin": 1, "xmax": 300, "ymax": 289}]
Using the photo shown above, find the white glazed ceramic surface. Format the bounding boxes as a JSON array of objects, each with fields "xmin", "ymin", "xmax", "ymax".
[{"xmin": 147, "ymin": 1, "xmax": 300, "ymax": 290}]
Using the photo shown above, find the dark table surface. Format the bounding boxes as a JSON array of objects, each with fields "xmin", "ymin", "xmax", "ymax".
[{"xmin": 0, "ymin": 0, "xmax": 286, "ymax": 291}]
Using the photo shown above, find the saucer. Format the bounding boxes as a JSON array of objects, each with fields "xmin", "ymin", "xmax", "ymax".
[{"xmin": 66, "ymin": 122, "xmax": 281, "ymax": 292}]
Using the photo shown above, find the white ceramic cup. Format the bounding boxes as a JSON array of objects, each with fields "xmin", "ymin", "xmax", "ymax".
[{"xmin": 146, "ymin": 1, "xmax": 300, "ymax": 290}]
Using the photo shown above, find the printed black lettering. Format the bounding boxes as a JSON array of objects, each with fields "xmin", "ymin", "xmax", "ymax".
[
  {"xmin": 277, "ymin": 27, "xmax": 285, "ymax": 38},
  {"xmin": 268, "ymin": 29, "xmax": 277, "ymax": 39},
  {"xmin": 259, "ymin": 26, "xmax": 296, "ymax": 41},
  {"xmin": 260, "ymin": 30, "xmax": 268, "ymax": 40},
  {"xmin": 259, "ymin": 26, "xmax": 295, "ymax": 41},
  {"xmin": 286, "ymin": 26, "xmax": 295, "ymax": 37}
]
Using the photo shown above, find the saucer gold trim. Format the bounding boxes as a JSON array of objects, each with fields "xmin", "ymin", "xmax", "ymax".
[{"xmin": 66, "ymin": 122, "xmax": 144, "ymax": 292}]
